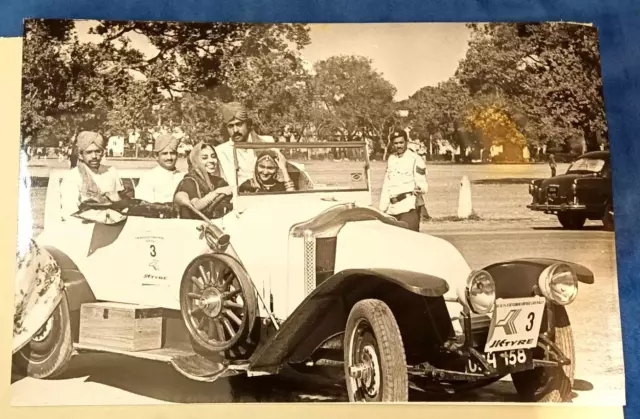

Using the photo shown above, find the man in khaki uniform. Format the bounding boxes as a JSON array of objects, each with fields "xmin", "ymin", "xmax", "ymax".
[{"xmin": 379, "ymin": 130, "xmax": 428, "ymax": 231}]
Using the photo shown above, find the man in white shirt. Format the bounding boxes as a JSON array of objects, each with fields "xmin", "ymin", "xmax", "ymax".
[
  {"xmin": 379, "ymin": 130, "xmax": 429, "ymax": 231},
  {"xmin": 60, "ymin": 131, "xmax": 125, "ymax": 221},
  {"xmin": 215, "ymin": 102, "xmax": 274, "ymax": 192},
  {"xmin": 136, "ymin": 134, "xmax": 185, "ymax": 203}
]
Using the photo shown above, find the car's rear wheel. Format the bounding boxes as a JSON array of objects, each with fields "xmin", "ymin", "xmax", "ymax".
[
  {"xmin": 12, "ymin": 293, "xmax": 74, "ymax": 379},
  {"xmin": 557, "ymin": 213, "xmax": 586, "ymax": 230},
  {"xmin": 180, "ymin": 254, "xmax": 258, "ymax": 357},
  {"xmin": 511, "ymin": 306, "xmax": 574, "ymax": 402},
  {"xmin": 602, "ymin": 203, "xmax": 614, "ymax": 231},
  {"xmin": 344, "ymin": 299, "xmax": 408, "ymax": 402}
]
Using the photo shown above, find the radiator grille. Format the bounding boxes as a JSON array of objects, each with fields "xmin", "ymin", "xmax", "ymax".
[{"xmin": 303, "ymin": 230, "xmax": 316, "ymax": 296}]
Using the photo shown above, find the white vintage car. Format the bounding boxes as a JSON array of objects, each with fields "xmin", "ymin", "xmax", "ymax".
[{"xmin": 14, "ymin": 142, "xmax": 594, "ymax": 403}]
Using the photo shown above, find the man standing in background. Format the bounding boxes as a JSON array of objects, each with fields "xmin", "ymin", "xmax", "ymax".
[
  {"xmin": 548, "ymin": 153, "xmax": 557, "ymax": 177},
  {"xmin": 379, "ymin": 130, "xmax": 429, "ymax": 231},
  {"xmin": 215, "ymin": 102, "xmax": 274, "ymax": 191}
]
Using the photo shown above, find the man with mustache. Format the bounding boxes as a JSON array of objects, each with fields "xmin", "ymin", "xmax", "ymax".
[
  {"xmin": 59, "ymin": 131, "xmax": 125, "ymax": 221},
  {"xmin": 214, "ymin": 102, "xmax": 275, "ymax": 192},
  {"xmin": 136, "ymin": 133, "xmax": 185, "ymax": 203},
  {"xmin": 379, "ymin": 130, "xmax": 429, "ymax": 231}
]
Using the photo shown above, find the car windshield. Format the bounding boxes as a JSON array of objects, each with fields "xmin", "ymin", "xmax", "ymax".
[
  {"xmin": 230, "ymin": 142, "xmax": 370, "ymax": 196},
  {"xmin": 567, "ymin": 157, "xmax": 606, "ymax": 174}
]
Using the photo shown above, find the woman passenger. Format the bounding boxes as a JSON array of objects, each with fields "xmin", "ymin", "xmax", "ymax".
[
  {"xmin": 238, "ymin": 149, "xmax": 296, "ymax": 193},
  {"xmin": 174, "ymin": 142, "xmax": 233, "ymax": 219}
]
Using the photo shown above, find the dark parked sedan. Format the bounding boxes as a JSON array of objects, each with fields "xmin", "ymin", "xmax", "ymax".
[{"xmin": 527, "ymin": 151, "xmax": 614, "ymax": 230}]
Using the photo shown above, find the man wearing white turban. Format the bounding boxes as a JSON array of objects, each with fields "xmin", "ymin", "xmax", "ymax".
[
  {"xmin": 214, "ymin": 102, "xmax": 275, "ymax": 193},
  {"xmin": 59, "ymin": 131, "xmax": 125, "ymax": 221},
  {"xmin": 136, "ymin": 134, "xmax": 185, "ymax": 203}
]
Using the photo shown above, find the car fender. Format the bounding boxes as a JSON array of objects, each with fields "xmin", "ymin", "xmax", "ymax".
[
  {"xmin": 42, "ymin": 246, "xmax": 96, "ymax": 342},
  {"xmin": 248, "ymin": 268, "xmax": 450, "ymax": 372},
  {"xmin": 483, "ymin": 257, "xmax": 594, "ymax": 300}
]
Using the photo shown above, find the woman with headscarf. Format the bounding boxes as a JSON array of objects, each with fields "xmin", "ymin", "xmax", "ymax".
[
  {"xmin": 174, "ymin": 142, "xmax": 233, "ymax": 219},
  {"xmin": 238, "ymin": 149, "xmax": 296, "ymax": 193}
]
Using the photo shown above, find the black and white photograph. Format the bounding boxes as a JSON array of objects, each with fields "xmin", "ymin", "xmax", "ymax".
[{"xmin": 11, "ymin": 19, "xmax": 625, "ymax": 406}]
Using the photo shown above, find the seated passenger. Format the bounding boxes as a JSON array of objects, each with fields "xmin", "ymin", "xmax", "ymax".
[
  {"xmin": 60, "ymin": 131, "xmax": 125, "ymax": 221},
  {"xmin": 238, "ymin": 150, "xmax": 296, "ymax": 193},
  {"xmin": 174, "ymin": 141, "xmax": 233, "ymax": 219},
  {"xmin": 136, "ymin": 134, "xmax": 185, "ymax": 203}
]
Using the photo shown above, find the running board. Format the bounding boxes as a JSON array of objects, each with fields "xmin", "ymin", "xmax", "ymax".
[{"xmin": 73, "ymin": 343, "xmax": 250, "ymax": 382}]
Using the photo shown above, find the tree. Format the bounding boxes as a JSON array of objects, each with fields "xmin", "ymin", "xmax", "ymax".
[
  {"xmin": 20, "ymin": 19, "xmax": 74, "ymax": 143},
  {"xmin": 311, "ymin": 55, "xmax": 397, "ymax": 150},
  {"xmin": 21, "ymin": 19, "xmax": 152, "ymax": 146},
  {"xmin": 456, "ymin": 22, "xmax": 608, "ymax": 151},
  {"xmin": 406, "ymin": 79, "xmax": 473, "ymax": 152}
]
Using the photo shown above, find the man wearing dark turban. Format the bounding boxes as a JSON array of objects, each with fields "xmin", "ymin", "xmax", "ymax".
[
  {"xmin": 136, "ymin": 133, "xmax": 185, "ymax": 203},
  {"xmin": 59, "ymin": 131, "xmax": 125, "ymax": 220},
  {"xmin": 215, "ymin": 102, "xmax": 275, "ymax": 192}
]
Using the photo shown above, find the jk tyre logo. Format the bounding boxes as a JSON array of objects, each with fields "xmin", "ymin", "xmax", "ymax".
[{"xmin": 495, "ymin": 309, "xmax": 521, "ymax": 335}]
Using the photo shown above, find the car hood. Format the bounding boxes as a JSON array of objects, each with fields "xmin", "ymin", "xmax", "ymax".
[{"xmin": 334, "ymin": 220, "xmax": 473, "ymax": 302}]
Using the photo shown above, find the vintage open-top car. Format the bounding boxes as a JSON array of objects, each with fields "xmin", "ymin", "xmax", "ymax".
[
  {"xmin": 14, "ymin": 142, "xmax": 594, "ymax": 403},
  {"xmin": 527, "ymin": 151, "xmax": 614, "ymax": 230}
]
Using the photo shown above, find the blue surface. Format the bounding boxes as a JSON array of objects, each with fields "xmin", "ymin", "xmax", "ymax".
[{"xmin": 1, "ymin": 0, "xmax": 639, "ymax": 415}]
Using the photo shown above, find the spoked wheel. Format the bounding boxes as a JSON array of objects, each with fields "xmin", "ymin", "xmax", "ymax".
[
  {"xmin": 344, "ymin": 299, "xmax": 408, "ymax": 402},
  {"xmin": 180, "ymin": 254, "xmax": 257, "ymax": 356}
]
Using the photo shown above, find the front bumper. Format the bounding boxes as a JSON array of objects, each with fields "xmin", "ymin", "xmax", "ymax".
[{"xmin": 527, "ymin": 203, "xmax": 586, "ymax": 212}]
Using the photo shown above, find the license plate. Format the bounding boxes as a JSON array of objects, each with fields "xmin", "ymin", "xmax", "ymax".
[
  {"xmin": 466, "ymin": 349, "xmax": 533, "ymax": 374},
  {"xmin": 547, "ymin": 186, "xmax": 558, "ymax": 197},
  {"xmin": 484, "ymin": 296, "xmax": 546, "ymax": 353}
]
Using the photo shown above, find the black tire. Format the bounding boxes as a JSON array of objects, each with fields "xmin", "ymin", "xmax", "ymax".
[
  {"xmin": 12, "ymin": 293, "xmax": 74, "ymax": 379},
  {"xmin": 602, "ymin": 203, "xmax": 614, "ymax": 231},
  {"xmin": 511, "ymin": 306, "xmax": 575, "ymax": 403},
  {"xmin": 180, "ymin": 254, "xmax": 258, "ymax": 355},
  {"xmin": 343, "ymin": 299, "xmax": 408, "ymax": 402},
  {"xmin": 557, "ymin": 213, "xmax": 586, "ymax": 230}
]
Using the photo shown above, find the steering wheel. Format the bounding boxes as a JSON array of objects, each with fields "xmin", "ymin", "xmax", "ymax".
[{"xmin": 207, "ymin": 193, "xmax": 234, "ymax": 219}]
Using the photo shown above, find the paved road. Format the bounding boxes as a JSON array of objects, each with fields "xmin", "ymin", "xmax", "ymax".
[{"xmin": 11, "ymin": 228, "xmax": 624, "ymax": 406}]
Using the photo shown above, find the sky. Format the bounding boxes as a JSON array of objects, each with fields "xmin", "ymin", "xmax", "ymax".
[
  {"xmin": 74, "ymin": 20, "xmax": 471, "ymax": 101},
  {"xmin": 302, "ymin": 23, "xmax": 471, "ymax": 100}
]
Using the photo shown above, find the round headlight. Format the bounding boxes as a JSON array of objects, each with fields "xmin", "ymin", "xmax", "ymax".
[
  {"xmin": 465, "ymin": 270, "xmax": 496, "ymax": 314},
  {"xmin": 537, "ymin": 263, "xmax": 578, "ymax": 305}
]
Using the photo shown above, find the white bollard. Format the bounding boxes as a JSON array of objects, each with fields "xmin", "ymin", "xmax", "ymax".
[{"xmin": 457, "ymin": 175, "xmax": 473, "ymax": 219}]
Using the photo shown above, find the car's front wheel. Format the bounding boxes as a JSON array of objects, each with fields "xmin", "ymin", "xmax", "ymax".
[
  {"xmin": 12, "ymin": 293, "xmax": 74, "ymax": 379},
  {"xmin": 343, "ymin": 299, "xmax": 408, "ymax": 402},
  {"xmin": 511, "ymin": 306, "xmax": 575, "ymax": 402},
  {"xmin": 557, "ymin": 213, "xmax": 586, "ymax": 230}
]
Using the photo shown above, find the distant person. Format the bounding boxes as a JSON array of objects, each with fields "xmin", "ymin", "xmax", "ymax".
[
  {"xmin": 136, "ymin": 134, "xmax": 185, "ymax": 203},
  {"xmin": 69, "ymin": 141, "xmax": 78, "ymax": 169},
  {"xmin": 174, "ymin": 142, "xmax": 233, "ymax": 219},
  {"xmin": 59, "ymin": 131, "xmax": 124, "ymax": 221},
  {"xmin": 215, "ymin": 102, "xmax": 274, "ymax": 192},
  {"xmin": 548, "ymin": 153, "xmax": 557, "ymax": 177},
  {"xmin": 379, "ymin": 130, "xmax": 428, "ymax": 231},
  {"xmin": 238, "ymin": 150, "xmax": 296, "ymax": 193}
]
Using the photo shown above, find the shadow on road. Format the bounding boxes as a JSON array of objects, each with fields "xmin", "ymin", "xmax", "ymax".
[
  {"xmin": 531, "ymin": 226, "xmax": 607, "ymax": 232},
  {"xmin": 17, "ymin": 353, "xmax": 347, "ymax": 404},
  {"xmin": 472, "ymin": 178, "xmax": 541, "ymax": 185}
]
